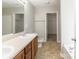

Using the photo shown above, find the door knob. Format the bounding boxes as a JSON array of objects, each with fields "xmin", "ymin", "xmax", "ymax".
[{"xmin": 72, "ymin": 38, "xmax": 76, "ymax": 42}]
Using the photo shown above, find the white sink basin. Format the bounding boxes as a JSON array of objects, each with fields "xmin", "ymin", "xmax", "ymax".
[{"xmin": 2, "ymin": 45, "xmax": 15, "ymax": 59}]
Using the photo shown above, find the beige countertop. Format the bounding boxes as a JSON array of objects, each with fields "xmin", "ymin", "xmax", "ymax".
[{"xmin": 2, "ymin": 33, "xmax": 38, "ymax": 59}]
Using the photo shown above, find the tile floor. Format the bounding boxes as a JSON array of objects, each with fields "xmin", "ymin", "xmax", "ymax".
[{"xmin": 35, "ymin": 34, "xmax": 64, "ymax": 59}]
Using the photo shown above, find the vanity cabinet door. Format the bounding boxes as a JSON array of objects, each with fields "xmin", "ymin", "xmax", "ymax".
[
  {"xmin": 14, "ymin": 36, "xmax": 38, "ymax": 59},
  {"xmin": 24, "ymin": 42, "xmax": 32, "ymax": 59},
  {"xmin": 14, "ymin": 50, "xmax": 24, "ymax": 59},
  {"xmin": 25, "ymin": 51, "xmax": 32, "ymax": 59},
  {"xmin": 32, "ymin": 37, "xmax": 38, "ymax": 59},
  {"xmin": 35, "ymin": 37, "xmax": 38, "ymax": 56},
  {"xmin": 24, "ymin": 42, "xmax": 32, "ymax": 54}
]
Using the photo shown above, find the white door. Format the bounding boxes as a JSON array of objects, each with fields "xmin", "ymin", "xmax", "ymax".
[
  {"xmin": 61, "ymin": 0, "xmax": 75, "ymax": 59},
  {"xmin": 76, "ymin": 0, "xmax": 79, "ymax": 59}
]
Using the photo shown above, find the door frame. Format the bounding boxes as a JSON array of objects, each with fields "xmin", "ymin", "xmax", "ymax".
[
  {"xmin": 45, "ymin": 12, "xmax": 59, "ymax": 43},
  {"xmin": 12, "ymin": 12, "xmax": 24, "ymax": 33}
]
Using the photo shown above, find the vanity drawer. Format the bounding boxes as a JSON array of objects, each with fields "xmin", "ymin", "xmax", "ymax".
[{"xmin": 24, "ymin": 42, "xmax": 32, "ymax": 54}]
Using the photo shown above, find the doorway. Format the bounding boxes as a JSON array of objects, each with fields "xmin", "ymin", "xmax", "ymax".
[
  {"xmin": 35, "ymin": 12, "xmax": 63, "ymax": 59},
  {"xmin": 13, "ymin": 13, "xmax": 24, "ymax": 33},
  {"xmin": 47, "ymin": 13, "xmax": 57, "ymax": 42}
]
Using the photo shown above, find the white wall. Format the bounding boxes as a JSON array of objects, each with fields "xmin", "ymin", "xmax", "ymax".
[
  {"xmin": 2, "ymin": 8, "xmax": 24, "ymax": 14},
  {"xmin": 34, "ymin": 7, "xmax": 58, "ymax": 42},
  {"xmin": 24, "ymin": 1, "xmax": 35, "ymax": 33},
  {"xmin": 35, "ymin": 7, "xmax": 58, "ymax": 21},
  {"xmin": 47, "ymin": 13, "xmax": 57, "ymax": 34},
  {"xmin": 2, "ymin": 8, "xmax": 24, "ymax": 35},
  {"xmin": 2, "ymin": 15, "xmax": 12, "ymax": 35}
]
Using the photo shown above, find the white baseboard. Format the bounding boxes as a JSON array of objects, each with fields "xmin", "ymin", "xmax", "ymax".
[
  {"xmin": 38, "ymin": 37, "xmax": 47, "ymax": 42},
  {"xmin": 38, "ymin": 43, "xmax": 43, "ymax": 48}
]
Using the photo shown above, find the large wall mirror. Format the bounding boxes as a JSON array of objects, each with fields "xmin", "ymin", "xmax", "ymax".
[{"xmin": 2, "ymin": 0, "xmax": 24, "ymax": 35}]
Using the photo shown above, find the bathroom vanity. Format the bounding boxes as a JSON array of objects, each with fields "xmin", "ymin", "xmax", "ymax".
[
  {"xmin": 14, "ymin": 36, "xmax": 38, "ymax": 59},
  {"xmin": 3, "ymin": 33, "xmax": 38, "ymax": 59}
]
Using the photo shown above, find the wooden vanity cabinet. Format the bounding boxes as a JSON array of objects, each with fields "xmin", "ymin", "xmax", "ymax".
[
  {"xmin": 35, "ymin": 37, "xmax": 38, "ymax": 56},
  {"xmin": 32, "ymin": 37, "xmax": 38, "ymax": 59},
  {"xmin": 14, "ymin": 36, "xmax": 38, "ymax": 59},
  {"xmin": 14, "ymin": 50, "xmax": 24, "ymax": 59},
  {"xmin": 24, "ymin": 42, "xmax": 32, "ymax": 59}
]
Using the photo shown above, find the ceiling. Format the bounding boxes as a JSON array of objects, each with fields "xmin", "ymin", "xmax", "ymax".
[
  {"xmin": 29, "ymin": 0, "xmax": 60, "ymax": 7},
  {"xmin": 2, "ymin": 0, "xmax": 24, "ymax": 8}
]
